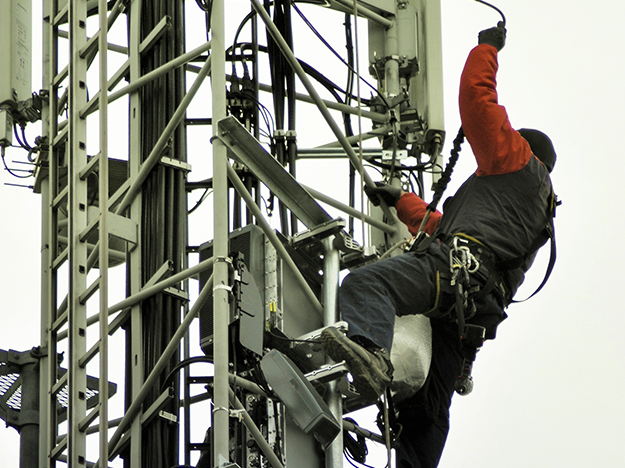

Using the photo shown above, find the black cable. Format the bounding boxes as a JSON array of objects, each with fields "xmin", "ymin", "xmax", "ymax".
[
  {"xmin": 344, "ymin": 13, "xmax": 357, "ymax": 236},
  {"xmin": 195, "ymin": 0, "xmax": 211, "ymax": 11},
  {"xmin": 409, "ymin": 169, "xmax": 425, "ymax": 199},
  {"xmin": 365, "ymin": 157, "xmax": 434, "ymax": 172},
  {"xmin": 474, "ymin": 0, "xmax": 507, "ymax": 27},
  {"xmin": 363, "ymin": 163, "xmax": 384, "ymax": 178},
  {"xmin": 343, "ymin": 451, "xmax": 378, "ymax": 468},
  {"xmin": 229, "ymin": 42, "xmax": 372, "ymax": 107},
  {"xmin": 291, "ymin": 3, "xmax": 389, "ymax": 109},
  {"xmin": 195, "ymin": 0, "xmax": 213, "ymax": 35},
  {"xmin": 427, "ymin": 127, "xmax": 465, "ymax": 213},
  {"xmin": 188, "ymin": 188, "xmax": 212, "ymax": 214},
  {"xmin": 160, "ymin": 356, "xmax": 214, "ymax": 392},
  {"xmin": 227, "ymin": 91, "xmax": 275, "ymax": 139},
  {"xmin": 231, "ymin": 8, "xmax": 382, "ymax": 107},
  {"xmin": 343, "ymin": 418, "xmax": 368, "ymax": 464},
  {"xmin": 233, "ymin": 11, "xmax": 257, "ymax": 50}
]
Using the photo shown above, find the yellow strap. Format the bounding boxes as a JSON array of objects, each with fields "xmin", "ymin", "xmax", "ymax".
[
  {"xmin": 425, "ymin": 270, "xmax": 441, "ymax": 315},
  {"xmin": 453, "ymin": 232, "xmax": 490, "ymax": 250}
]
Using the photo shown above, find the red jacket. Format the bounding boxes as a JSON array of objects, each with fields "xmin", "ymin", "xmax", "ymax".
[{"xmin": 396, "ymin": 44, "xmax": 535, "ymax": 235}]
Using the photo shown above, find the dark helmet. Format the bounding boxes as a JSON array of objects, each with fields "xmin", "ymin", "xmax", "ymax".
[{"xmin": 518, "ymin": 129, "xmax": 557, "ymax": 173}]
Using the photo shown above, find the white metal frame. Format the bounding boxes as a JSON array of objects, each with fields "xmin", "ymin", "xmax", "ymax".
[{"xmin": 35, "ymin": 1, "xmax": 444, "ymax": 467}]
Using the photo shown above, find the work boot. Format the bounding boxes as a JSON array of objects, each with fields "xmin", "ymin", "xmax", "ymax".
[{"xmin": 321, "ymin": 327, "xmax": 393, "ymax": 403}]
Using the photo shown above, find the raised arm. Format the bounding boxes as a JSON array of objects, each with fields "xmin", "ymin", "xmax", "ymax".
[{"xmin": 459, "ymin": 44, "xmax": 532, "ymax": 176}]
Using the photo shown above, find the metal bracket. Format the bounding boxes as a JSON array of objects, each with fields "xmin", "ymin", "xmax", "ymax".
[
  {"xmin": 161, "ymin": 155, "xmax": 192, "ymax": 173},
  {"xmin": 5, "ymin": 348, "xmax": 40, "ymax": 367},
  {"xmin": 4, "ymin": 408, "xmax": 39, "ymax": 430},
  {"xmin": 290, "ymin": 218, "xmax": 346, "ymax": 249},
  {"xmin": 217, "ymin": 116, "xmax": 332, "ymax": 228},
  {"xmin": 304, "ymin": 362, "xmax": 349, "ymax": 384}
]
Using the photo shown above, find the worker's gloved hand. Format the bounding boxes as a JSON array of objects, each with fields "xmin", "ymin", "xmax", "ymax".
[
  {"xmin": 478, "ymin": 22, "xmax": 506, "ymax": 51},
  {"xmin": 365, "ymin": 182, "xmax": 402, "ymax": 207}
]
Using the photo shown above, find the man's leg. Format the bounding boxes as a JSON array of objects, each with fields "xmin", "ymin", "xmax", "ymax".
[
  {"xmin": 338, "ymin": 252, "xmax": 438, "ymax": 351},
  {"xmin": 323, "ymin": 252, "xmax": 440, "ymax": 402}
]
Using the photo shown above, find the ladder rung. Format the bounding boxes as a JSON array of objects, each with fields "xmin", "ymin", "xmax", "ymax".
[
  {"xmin": 79, "ymin": 403, "xmax": 100, "ymax": 432},
  {"xmin": 50, "ymin": 434, "xmax": 68, "ymax": 461},
  {"xmin": 79, "ymin": 276, "xmax": 101, "ymax": 305},
  {"xmin": 139, "ymin": 16, "xmax": 171, "ymax": 55},
  {"xmin": 81, "ymin": 91, "xmax": 101, "ymax": 117},
  {"xmin": 79, "ymin": 152, "xmax": 100, "ymax": 180},
  {"xmin": 52, "ymin": 185, "xmax": 69, "ymax": 209},
  {"xmin": 51, "ymin": 307, "xmax": 69, "ymax": 334},
  {"xmin": 108, "ymin": 308, "xmax": 130, "ymax": 336},
  {"xmin": 80, "ymin": 29, "xmax": 100, "ymax": 59},
  {"xmin": 163, "ymin": 286, "xmax": 189, "ymax": 301},
  {"xmin": 52, "ymin": 247, "xmax": 69, "ymax": 271},
  {"xmin": 145, "ymin": 261, "xmax": 174, "ymax": 288},
  {"xmin": 79, "ymin": 216, "xmax": 99, "ymax": 244},
  {"xmin": 109, "ymin": 59, "xmax": 130, "ymax": 92},
  {"xmin": 53, "ymin": 64, "xmax": 69, "ymax": 87},
  {"xmin": 53, "ymin": 5, "xmax": 69, "ymax": 27},
  {"xmin": 51, "ymin": 372, "xmax": 68, "ymax": 398},
  {"xmin": 109, "ymin": 178, "xmax": 130, "ymax": 209},
  {"xmin": 52, "ymin": 125, "xmax": 69, "ymax": 147},
  {"xmin": 79, "ymin": 339, "xmax": 100, "ymax": 369}
]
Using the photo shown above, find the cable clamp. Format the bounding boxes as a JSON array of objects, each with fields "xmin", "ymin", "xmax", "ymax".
[
  {"xmin": 213, "ymin": 284, "xmax": 233, "ymax": 293},
  {"xmin": 212, "ymin": 406, "xmax": 245, "ymax": 422},
  {"xmin": 214, "ymin": 256, "xmax": 232, "ymax": 265},
  {"xmin": 229, "ymin": 409, "xmax": 245, "ymax": 422},
  {"xmin": 214, "ymin": 255, "xmax": 234, "ymax": 272}
]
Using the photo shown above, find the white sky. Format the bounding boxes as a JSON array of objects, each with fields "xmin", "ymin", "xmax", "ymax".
[{"xmin": 1, "ymin": 0, "xmax": 624, "ymax": 467}]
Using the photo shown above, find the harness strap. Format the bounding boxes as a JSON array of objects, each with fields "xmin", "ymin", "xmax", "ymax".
[
  {"xmin": 511, "ymin": 221, "xmax": 556, "ymax": 303},
  {"xmin": 509, "ymin": 192, "xmax": 560, "ymax": 302}
]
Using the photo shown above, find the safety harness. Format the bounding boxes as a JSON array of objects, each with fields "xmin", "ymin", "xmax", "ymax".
[
  {"xmin": 408, "ymin": 125, "xmax": 560, "ymax": 396},
  {"xmin": 409, "ymin": 189, "xmax": 559, "ymax": 396}
]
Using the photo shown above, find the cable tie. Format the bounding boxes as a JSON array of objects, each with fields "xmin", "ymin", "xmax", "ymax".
[
  {"xmin": 214, "ymin": 256, "xmax": 232, "ymax": 265},
  {"xmin": 212, "ymin": 406, "xmax": 230, "ymax": 416}
]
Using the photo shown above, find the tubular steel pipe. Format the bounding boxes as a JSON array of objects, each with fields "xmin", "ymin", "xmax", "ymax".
[
  {"xmin": 332, "ymin": 0, "xmax": 394, "ymax": 29},
  {"xmin": 56, "ymin": 257, "xmax": 215, "ymax": 340},
  {"xmin": 322, "ymin": 237, "xmax": 344, "ymax": 468},
  {"xmin": 106, "ymin": 275, "xmax": 214, "ymax": 461},
  {"xmin": 97, "ymin": 0, "xmax": 110, "ymax": 463},
  {"xmin": 210, "ymin": 0, "xmax": 231, "ymax": 464},
  {"xmin": 250, "ymin": 0, "xmax": 398, "ymax": 224},
  {"xmin": 256, "ymin": 82, "xmax": 386, "ymax": 123},
  {"xmin": 301, "ymin": 184, "xmax": 396, "ymax": 234},
  {"xmin": 81, "ymin": 41, "xmax": 212, "ymax": 118},
  {"xmin": 226, "ymin": 163, "xmax": 324, "ymax": 316},
  {"xmin": 114, "ymin": 56, "xmax": 212, "ymax": 215}
]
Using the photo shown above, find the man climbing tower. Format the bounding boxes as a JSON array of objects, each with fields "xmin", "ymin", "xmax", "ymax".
[{"xmin": 322, "ymin": 22, "xmax": 557, "ymax": 467}]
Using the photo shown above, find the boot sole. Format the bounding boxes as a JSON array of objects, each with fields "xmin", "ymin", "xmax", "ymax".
[{"xmin": 322, "ymin": 327, "xmax": 390, "ymax": 402}]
